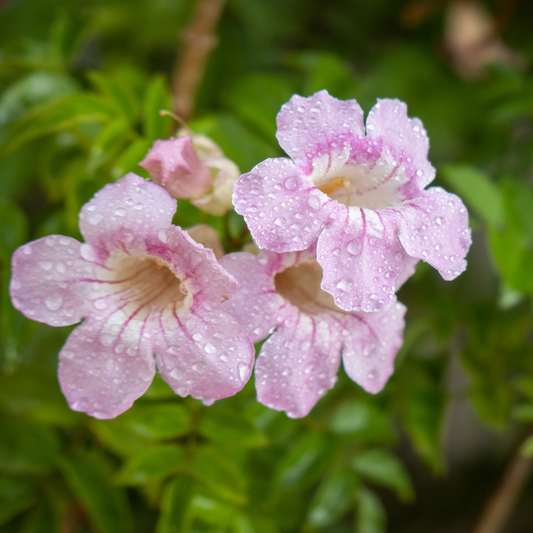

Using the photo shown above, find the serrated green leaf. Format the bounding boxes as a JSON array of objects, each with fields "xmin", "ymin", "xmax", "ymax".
[
  {"xmin": 0, "ymin": 416, "xmax": 60, "ymax": 473},
  {"xmin": 275, "ymin": 433, "xmax": 337, "ymax": 491},
  {"xmin": 0, "ymin": 475, "xmax": 37, "ymax": 526},
  {"xmin": 350, "ymin": 450, "xmax": 414, "ymax": 502},
  {"xmin": 1, "ymin": 93, "xmax": 115, "ymax": 153},
  {"xmin": 306, "ymin": 467, "xmax": 357, "ymax": 528},
  {"xmin": 60, "ymin": 451, "xmax": 132, "ymax": 533},
  {"xmin": 156, "ymin": 475, "xmax": 195, "ymax": 533},
  {"xmin": 354, "ymin": 487, "xmax": 386, "ymax": 533},
  {"xmin": 198, "ymin": 406, "xmax": 267, "ymax": 448},
  {"xmin": 440, "ymin": 165, "xmax": 504, "ymax": 227},
  {"xmin": 329, "ymin": 400, "xmax": 394, "ymax": 442},
  {"xmin": 115, "ymin": 444, "xmax": 185, "ymax": 486},
  {"xmin": 190, "ymin": 446, "xmax": 247, "ymax": 504},
  {"xmin": 143, "ymin": 75, "xmax": 173, "ymax": 141}
]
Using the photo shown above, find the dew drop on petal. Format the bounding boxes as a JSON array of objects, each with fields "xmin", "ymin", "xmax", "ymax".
[
  {"xmin": 347, "ymin": 239, "xmax": 362, "ymax": 256},
  {"xmin": 204, "ymin": 342, "xmax": 216, "ymax": 354},
  {"xmin": 41, "ymin": 260, "xmax": 53, "ymax": 271},
  {"xmin": 63, "ymin": 350, "xmax": 75, "ymax": 359},
  {"xmin": 93, "ymin": 299, "xmax": 108, "ymax": 310},
  {"xmin": 300, "ymin": 340, "xmax": 311, "ymax": 351},
  {"xmin": 158, "ymin": 229, "xmax": 169, "ymax": 243},
  {"xmin": 80, "ymin": 244, "xmax": 98, "ymax": 262},
  {"xmin": 88, "ymin": 212, "xmax": 104, "ymax": 225},
  {"xmin": 202, "ymin": 398, "xmax": 215, "ymax": 406},
  {"xmin": 367, "ymin": 369, "xmax": 378, "ymax": 380},
  {"xmin": 238, "ymin": 363, "xmax": 249, "ymax": 383},
  {"xmin": 45, "ymin": 293, "xmax": 63, "ymax": 311},
  {"xmin": 336, "ymin": 278, "xmax": 353, "ymax": 291},
  {"xmin": 219, "ymin": 354, "xmax": 229, "ymax": 363},
  {"xmin": 115, "ymin": 208, "xmax": 127, "ymax": 217},
  {"xmin": 170, "ymin": 368, "xmax": 183, "ymax": 380}
]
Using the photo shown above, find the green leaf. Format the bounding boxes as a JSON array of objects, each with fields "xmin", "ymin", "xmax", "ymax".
[
  {"xmin": 306, "ymin": 467, "xmax": 357, "ymax": 528},
  {"xmin": 90, "ymin": 418, "xmax": 153, "ymax": 458},
  {"xmin": 198, "ymin": 406, "xmax": 268, "ymax": 448},
  {"xmin": 190, "ymin": 446, "xmax": 247, "ymax": 504},
  {"xmin": 0, "ymin": 70, "xmax": 79, "ymax": 128},
  {"xmin": 143, "ymin": 75, "xmax": 173, "ymax": 141},
  {"xmin": 115, "ymin": 444, "xmax": 185, "ymax": 486},
  {"xmin": 513, "ymin": 403, "xmax": 533, "ymax": 421},
  {"xmin": 114, "ymin": 402, "xmax": 192, "ymax": 440},
  {"xmin": 350, "ymin": 450, "xmax": 414, "ymax": 502},
  {"xmin": 275, "ymin": 433, "xmax": 337, "ymax": 491},
  {"xmin": 0, "ymin": 368, "xmax": 81, "ymax": 426},
  {"xmin": 0, "ymin": 198, "xmax": 28, "ymax": 262},
  {"xmin": 86, "ymin": 118, "xmax": 131, "ymax": 175},
  {"xmin": 143, "ymin": 373, "xmax": 178, "ymax": 399},
  {"xmin": 1, "ymin": 94, "xmax": 115, "ymax": 153},
  {"xmin": 354, "ymin": 487, "xmax": 386, "ymax": 533},
  {"xmin": 520, "ymin": 436, "xmax": 533, "ymax": 457},
  {"xmin": 470, "ymin": 380, "xmax": 513, "ymax": 427},
  {"xmin": 0, "ymin": 475, "xmax": 37, "ymax": 526},
  {"xmin": 440, "ymin": 165, "xmax": 504, "ymax": 227},
  {"xmin": 401, "ymin": 366, "xmax": 446, "ymax": 472},
  {"xmin": 60, "ymin": 451, "xmax": 132, "ymax": 533},
  {"xmin": 156, "ymin": 475, "xmax": 195, "ymax": 533},
  {"xmin": 0, "ymin": 416, "xmax": 60, "ymax": 473},
  {"xmin": 329, "ymin": 400, "xmax": 394, "ymax": 443},
  {"xmin": 21, "ymin": 497, "xmax": 60, "ymax": 533},
  {"xmin": 111, "ymin": 137, "xmax": 152, "ymax": 179},
  {"xmin": 224, "ymin": 74, "xmax": 296, "ymax": 141},
  {"xmin": 192, "ymin": 490, "xmax": 238, "ymax": 527},
  {"xmin": 88, "ymin": 71, "xmax": 139, "ymax": 125}
]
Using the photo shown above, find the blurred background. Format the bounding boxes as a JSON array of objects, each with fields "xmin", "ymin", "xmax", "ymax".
[{"xmin": 1, "ymin": 0, "xmax": 533, "ymax": 532}]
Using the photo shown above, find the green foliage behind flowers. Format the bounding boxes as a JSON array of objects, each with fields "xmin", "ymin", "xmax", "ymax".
[{"xmin": 1, "ymin": 0, "xmax": 533, "ymax": 531}]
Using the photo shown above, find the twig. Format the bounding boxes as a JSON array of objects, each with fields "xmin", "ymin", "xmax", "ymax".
[
  {"xmin": 472, "ymin": 433, "xmax": 533, "ymax": 533},
  {"xmin": 171, "ymin": 0, "xmax": 226, "ymax": 121}
]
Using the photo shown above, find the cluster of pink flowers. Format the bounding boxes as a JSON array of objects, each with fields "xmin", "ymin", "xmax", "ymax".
[{"xmin": 10, "ymin": 91, "xmax": 471, "ymax": 419}]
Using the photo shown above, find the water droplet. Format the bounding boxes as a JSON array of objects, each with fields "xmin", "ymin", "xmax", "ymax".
[
  {"xmin": 367, "ymin": 369, "xmax": 378, "ymax": 380},
  {"xmin": 23, "ymin": 245, "xmax": 32, "ymax": 255},
  {"xmin": 93, "ymin": 299, "xmax": 108, "ymax": 310},
  {"xmin": 193, "ymin": 362, "xmax": 207, "ymax": 373},
  {"xmin": 435, "ymin": 244, "xmax": 440, "ymax": 251},
  {"xmin": 88, "ymin": 212, "xmax": 104, "ymax": 225},
  {"xmin": 45, "ymin": 293, "xmax": 63, "ymax": 311},
  {"xmin": 238, "ymin": 363, "xmax": 249, "ymax": 383},
  {"xmin": 158, "ymin": 229, "xmax": 169, "ymax": 243},
  {"xmin": 204, "ymin": 342, "xmax": 217, "ymax": 354},
  {"xmin": 115, "ymin": 208, "xmax": 127, "ymax": 217},
  {"xmin": 202, "ymin": 398, "xmax": 215, "ymax": 406},
  {"xmin": 192, "ymin": 333, "xmax": 202, "ymax": 341},
  {"xmin": 304, "ymin": 363, "xmax": 314, "ymax": 374},
  {"xmin": 284, "ymin": 177, "xmax": 297, "ymax": 190},
  {"xmin": 134, "ymin": 203, "xmax": 143, "ymax": 210},
  {"xmin": 170, "ymin": 368, "xmax": 183, "ymax": 380},
  {"xmin": 56, "ymin": 261, "xmax": 66, "ymax": 273},
  {"xmin": 300, "ymin": 340, "xmax": 311, "ymax": 351},
  {"xmin": 41, "ymin": 260, "xmax": 53, "ymax": 271},
  {"xmin": 80, "ymin": 244, "xmax": 97, "ymax": 262},
  {"xmin": 435, "ymin": 216, "xmax": 444, "ymax": 226},
  {"xmin": 308, "ymin": 196, "xmax": 320, "ymax": 210},
  {"xmin": 348, "ymin": 239, "xmax": 362, "ymax": 255},
  {"xmin": 219, "ymin": 354, "xmax": 229, "ymax": 363},
  {"xmin": 336, "ymin": 278, "xmax": 353, "ymax": 291},
  {"xmin": 63, "ymin": 350, "xmax": 75, "ymax": 359},
  {"xmin": 274, "ymin": 217, "xmax": 286, "ymax": 226}
]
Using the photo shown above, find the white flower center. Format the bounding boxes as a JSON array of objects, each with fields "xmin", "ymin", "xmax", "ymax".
[
  {"xmin": 310, "ymin": 146, "xmax": 409, "ymax": 209},
  {"xmin": 95, "ymin": 254, "xmax": 191, "ymax": 319},
  {"xmin": 274, "ymin": 260, "xmax": 340, "ymax": 316}
]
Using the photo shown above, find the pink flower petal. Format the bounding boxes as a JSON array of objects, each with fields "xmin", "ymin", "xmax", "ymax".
[
  {"xmin": 317, "ymin": 207, "xmax": 403, "ymax": 312},
  {"xmin": 10, "ymin": 235, "xmax": 94, "ymax": 327},
  {"xmin": 154, "ymin": 309, "xmax": 254, "ymax": 402},
  {"xmin": 366, "ymin": 99, "xmax": 436, "ymax": 190},
  {"xmin": 219, "ymin": 252, "xmax": 290, "ymax": 343},
  {"xmin": 79, "ymin": 173, "xmax": 176, "ymax": 259},
  {"xmin": 233, "ymin": 158, "xmax": 331, "ymax": 253},
  {"xmin": 276, "ymin": 90, "xmax": 365, "ymax": 175},
  {"xmin": 255, "ymin": 313, "xmax": 341, "ymax": 418},
  {"xmin": 341, "ymin": 302, "xmax": 406, "ymax": 394},
  {"xmin": 396, "ymin": 187, "xmax": 471, "ymax": 280},
  {"xmin": 59, "ymin": 320, "xmax": 155, "ymax": 419},
  {"xmin": 139, "ymin": 137, "xmax": 213, "ymax": 199},
  {"xmin": 395, "ymin": 252, "xmax": 419, "ymax": 290}
]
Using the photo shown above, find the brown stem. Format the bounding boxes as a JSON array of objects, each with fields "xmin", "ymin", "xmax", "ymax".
[
  {"xmin": 171, "ymin": 0, "xmax": 226, "ymax": 121},
  {"xmin": 472, "ymin": 434, "xmax": 533, "ymax": 533}
]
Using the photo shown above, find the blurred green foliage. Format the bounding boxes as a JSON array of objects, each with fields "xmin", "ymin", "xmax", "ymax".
[{"xmin": 1, "ymin": 0, "xmax": 533, "ymax": 531}]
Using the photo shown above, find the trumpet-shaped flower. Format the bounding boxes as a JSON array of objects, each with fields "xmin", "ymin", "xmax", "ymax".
[
  {"xmin": 220, "ymin": 245, "xmax": 406, "ymax": 418},
  {"xmin": 233, "ymin": 90, "xmax": 471, "ymax": 312},
  {"xmin": 10, "ymin": 174, "xmax": 254, "ymax": 419},
  {"xmin": 140, "ymin": 132, "xmax": 240, "ymax": 216}
]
